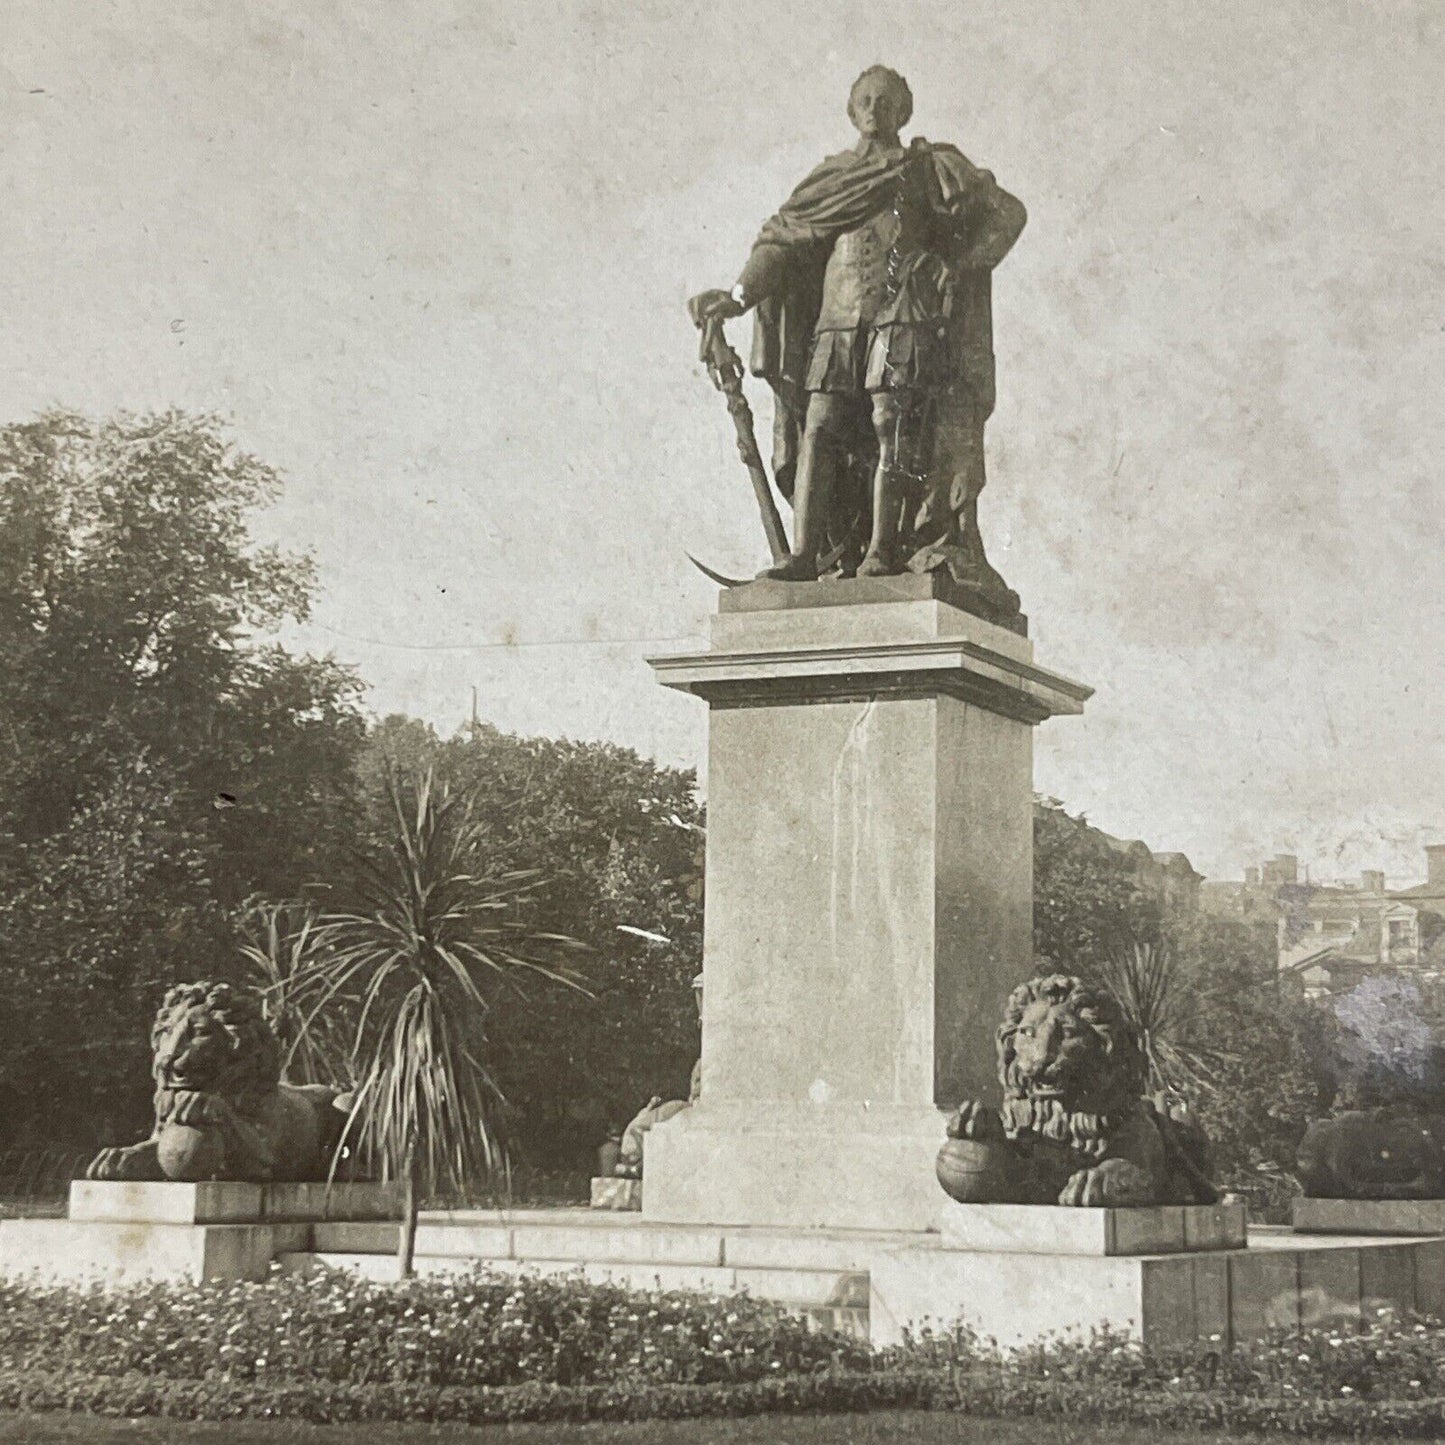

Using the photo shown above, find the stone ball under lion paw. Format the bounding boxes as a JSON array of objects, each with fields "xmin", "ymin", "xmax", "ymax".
[{"xmin": 936, "ymin": 1136, "xmax": 1028, "ymax": 1204}]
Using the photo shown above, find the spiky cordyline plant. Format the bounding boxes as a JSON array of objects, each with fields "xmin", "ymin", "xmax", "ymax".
[
  {"xmin": 238, "ymin": 900, "xmax": 355, "ymax": 1091},
  {"xmin": 301, "ymin": 767, "xmax": 586, "ymax": 1198},
  {"xmin": 1095, "ymin": 939, "xmax": 1233, "ymax": 1100}
]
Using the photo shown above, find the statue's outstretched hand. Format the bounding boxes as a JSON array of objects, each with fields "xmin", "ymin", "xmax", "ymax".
[{"xmin": 687, "ymin": 289, "xmax": 744, "ymax": 327}]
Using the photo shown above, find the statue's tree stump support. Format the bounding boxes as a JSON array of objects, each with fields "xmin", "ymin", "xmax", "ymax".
[{"xmin": 644, "ymin": 575, "xmax": 1089, "ymax": 1232}]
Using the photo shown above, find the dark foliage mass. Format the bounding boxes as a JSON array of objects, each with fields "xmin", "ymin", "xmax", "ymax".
[{"xmin": 0, "ymin": 412, "xmax": 365, "ymax": 1151}]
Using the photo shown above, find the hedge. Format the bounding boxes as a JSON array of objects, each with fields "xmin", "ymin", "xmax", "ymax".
[{"xmin": 11, "ymin": 1365, "xmax": 1445, "ymax": 1436}]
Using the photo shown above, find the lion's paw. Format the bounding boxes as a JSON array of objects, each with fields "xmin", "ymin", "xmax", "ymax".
[
  {"xmin": 946, "ymin": 1100, "xmax": 1003, "ymax": 1142},
  {"xmin": 1059, "ymin": 1160, "xmax": 1155, "ymax": 1208}
]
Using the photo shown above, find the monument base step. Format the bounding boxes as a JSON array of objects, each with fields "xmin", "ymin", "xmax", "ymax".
[
  {"xmin": 0, "ymin": 1180, "xmax": 403, "ymax": 1285},
  {"xmin": 0, "ymin": 1219, "xmax": 310, "ymax": 1285},
  {"xmin": 281, "ymin": 1208, "xmax": 1445, "ymax": 1353},
  {"xmin": 872, "ymin": 1229, "xmax": 1445, "ymax": 1350},
  {"xmin": 1293, "ymin": 1198, "xmax": 1445, "ymax": 1236}
]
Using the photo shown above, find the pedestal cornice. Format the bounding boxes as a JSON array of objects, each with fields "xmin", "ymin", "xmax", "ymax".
[{"xmin": 648, "ymin": 598, "xmax": 1091, "ymax": 725}]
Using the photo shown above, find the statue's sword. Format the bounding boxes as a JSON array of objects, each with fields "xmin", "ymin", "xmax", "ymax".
[{"xmin": 695, "ymin": 316, "xmax": 790, "ymax": 570}]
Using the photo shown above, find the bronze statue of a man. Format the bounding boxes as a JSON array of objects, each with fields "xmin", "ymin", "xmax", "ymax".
[{"xmin": 690, "ymin": 67, "xmax": 1025, "ymax": 601}]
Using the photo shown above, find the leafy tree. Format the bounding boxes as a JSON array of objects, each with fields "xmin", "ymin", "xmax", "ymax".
[
  {"xmin": 354, "ymin": 718, "xmax": 705, "ymax": 1173},
  {"xmin": 0, "ymin": 410, "xmax": 365, "ymax": 1151},
  {"xmin": 1032, "ymin": 797, "xmax": 1164, "ymax": 967}
]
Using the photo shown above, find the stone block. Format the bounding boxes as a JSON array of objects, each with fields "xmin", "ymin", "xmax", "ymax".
[
  {"xmin": 941, "ymin": 1202, "xmax": 1118, "ymax": 1254},
  {"xmin": 643, "ymin": 1103, "xmax": 949, "ymax": 1233},
  {"xmin": 1360, "ymin": 1243, "xmax": 1417, "ymax": 1318},
  {"xmin": 1110, "ymin": 1206, "xmax": 1187, "ymax": 1256},
  {"xmin": 1139, "ymin": 1255, "xmax": 1197, "ymax": 1349},
  {"xmin": 412, "ymin": 1222, "xmax": 513, "ymax": 1259},
  {"xmin": 312, "ymin": 1221, "xmax": 399, "ymax": 1253},
  {"xmin": 731, "ymin": 1266, "xmax": 869, "ymax": 1307},
  {"xmin": 67, "ymin": 1179, "xmax": 401, "ymax": 1226},
  {"xmin": 1293, "ymin": 1198, "xmax": 1445, "ymax": 1236},
  {"xmin": 1183, "ymin": 1202, "xmax": 1248, "ymax": 1252},
  {"xmin": 511, "ymin": 1221, "xmax": 723, "ymax": 1266},
  {"xmin": 1414, "ymin": 1238, "xmax": 1445, "ymax": 1318},
  {"xmin": 261, "ymin": 1183, "xmax": 403, "ymax": 1222},
  {"xmin": 590, "ymin": 1177, "xmax": 642, "ymax": 1211},
  {"xmin": 1298, "ymin": 1246, "xmax": 1362, "ymax": 1327},
  {"xmin": 938, "ymin": 1201, "xmax": 1244, "ymax": 1256},
  {"xmin": 869, "ymin": 1241, "xmax": 1146, "ymax": 1350},
  {"xmin": 1190, "ymin": 1255, "xmax": 1230, "ymax": 1343},
  {"xmin": 0, "ymin": 1219, "xmax": 276, "ymax": 1284},
  {"xmin": 721, "ymin": 1227, "xmax": 920, "ymax": 1272},
  {"xmin": 1228, "ymin": 1251, "xmax": 1300, "ymax": 1342},
  {"xmin": 68, "ymin": 1180, "xmax": 264, "ymax": 1225}
]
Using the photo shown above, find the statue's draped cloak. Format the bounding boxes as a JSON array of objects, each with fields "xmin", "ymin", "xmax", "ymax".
[
  {"xmin": 736, "ymin": 139, "xmax": 1024, "ymax": 581},
  {"xmin": 740, "ymin": 138, "xmax": 1011, "ymax": 410}
]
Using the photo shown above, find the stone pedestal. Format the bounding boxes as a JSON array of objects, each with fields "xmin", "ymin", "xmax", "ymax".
[
  {"xmin": 1293, "ymin": 1197, "xmax": 1445, "ymax": 1236},
  {"xmin": 644, "ymin": 577, "xmax": 1089, "ymax": 1231},
  {"xmin": 0, "ymin": 1180, "xmax": 402, "ymax": 1285},
  {"xmin": 940, "ymin": 1200, "xmax": 1247, "ymax": 1255},
  {"xmin": 872, "ymin": 1204, "xmax": 1445, "ymax": 1350}
]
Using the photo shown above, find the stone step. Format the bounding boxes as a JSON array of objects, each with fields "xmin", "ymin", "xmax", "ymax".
[{"xmin": 314, "ymin": 1215, "xmax": 923, "ymax": 1273}]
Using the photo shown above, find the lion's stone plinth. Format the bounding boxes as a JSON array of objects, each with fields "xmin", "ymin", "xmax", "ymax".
[
  {"xmin": 84, "ymin": 981, "xmax": 351, "ymax": 1185},
  {"xmin": 938, "ymin": 974, "xmax": 1220, "ymax": 1208}
]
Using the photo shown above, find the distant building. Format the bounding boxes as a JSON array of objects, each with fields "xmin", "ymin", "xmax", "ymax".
[{"xmin": 1206, "ymin": 842, "xmax": 1445, "ymax": 1000}]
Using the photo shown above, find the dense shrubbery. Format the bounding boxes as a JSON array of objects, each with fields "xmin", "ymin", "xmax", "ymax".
[{"xmin": 7, "ymin": 1270, "xmax": 1445, "ymax": 1434}]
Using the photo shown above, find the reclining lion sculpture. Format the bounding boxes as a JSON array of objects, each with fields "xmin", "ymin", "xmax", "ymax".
[
  {"xmin": 85, "ymin": 981, "xmax": 351, "ymax": 1184},
  {"xmin": 1295, "ymin": 981, "xmax": 1445, "ymax": 1199},
  {"xmin": 937, "ymin": 973, "xmax": 1219, "ymax": 1208}
]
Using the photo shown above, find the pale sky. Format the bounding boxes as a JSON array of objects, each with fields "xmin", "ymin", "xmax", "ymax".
[{"xmin": 4, "ymin": 1, "xmax": 1444, "ymax": 883}]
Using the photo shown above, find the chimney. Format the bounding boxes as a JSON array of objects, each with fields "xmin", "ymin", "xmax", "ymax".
[
  {"xmin": 1264, "ymin": 853, "xmax": 1299, "ymax": 887},
  {"xmin": 1361, "ymin": 869, "xmax": 1385, "ymax": 894},
  {"xmin": 1244, "ymin": 865, "xmax": 1261, "ymax": 886},
  {"xmin": 1427, "ymin": 844, "xmax": 1445, "ymax": 888}
]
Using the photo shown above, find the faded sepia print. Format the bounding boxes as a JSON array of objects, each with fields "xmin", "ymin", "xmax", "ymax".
[{"xmin": 1, "ymin": 4, "xmax": 1443, "ymax": 1439}]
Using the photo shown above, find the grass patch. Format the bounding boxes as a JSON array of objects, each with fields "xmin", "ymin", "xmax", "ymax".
[{"xmin": 0, "ymin": 1409, "xmax": 1285, "ymax": 1443}]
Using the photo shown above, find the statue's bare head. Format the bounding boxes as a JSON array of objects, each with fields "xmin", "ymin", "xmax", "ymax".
[{"xmin": 848, "ymin": 66, "xmax": 913, "ymax": 141}]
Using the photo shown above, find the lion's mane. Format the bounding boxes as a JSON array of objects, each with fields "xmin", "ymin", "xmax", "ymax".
[
  {"xmin": 994, "ymin": 973, "xmax": 1146, "ymax": 1160},
  {"xmin": 151, "ymin": 981, "xmax": 282, "ymax": 1114}
]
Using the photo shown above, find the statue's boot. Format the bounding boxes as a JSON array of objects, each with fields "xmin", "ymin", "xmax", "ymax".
[
  {"xmin": 857, "ymin": 546, "xmax": 900, "ymax": 577},
  {"xmin": 757, "ymin": 553, "xmax": 819, "ymax": 582}
]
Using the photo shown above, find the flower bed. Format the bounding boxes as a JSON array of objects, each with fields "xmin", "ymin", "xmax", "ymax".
[
  {"xmin": 5, "ymin": 1268, "xmax": 1445, "ymax": 1435},
  {"xmin": 0, "ymin": 1270, "xmax": 870, "ymax": 1388}
]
